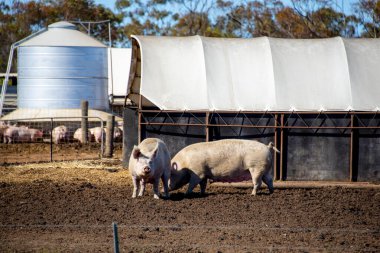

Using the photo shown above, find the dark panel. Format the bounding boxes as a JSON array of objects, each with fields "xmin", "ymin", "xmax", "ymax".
[
  {"xmin": 358, "ymin": 133, "xmax": 380, "ymax": 181},
  {"xmin": 144, "ymin": 113, "xmax": 206, "ymax": 157},
  {"xmin": 210, "ymin": 113, "xmax": 275, "ymax": 143},
  {"xmin": 287, "ymin": 133, "xmax": 350, "ymax": 180},
  {"xmin": 122, "ymin": 108, "xmax": 139, "ymax": 168},
  {"xmin": 356, "ymin": 115, "xmax": 380, "ymax": 181}
]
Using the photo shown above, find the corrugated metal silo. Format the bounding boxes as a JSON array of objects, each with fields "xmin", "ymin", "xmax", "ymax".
[{"xmin": 17, "ymin": 21, "xmax": 109, "ymax": 110}]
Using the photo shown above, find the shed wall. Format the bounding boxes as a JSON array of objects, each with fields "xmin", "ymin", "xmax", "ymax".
[{"xmin": 123, "ymin": 109, "xmax": 380, "ymax": 182}]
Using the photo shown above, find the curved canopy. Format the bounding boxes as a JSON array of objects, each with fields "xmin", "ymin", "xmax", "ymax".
[{"xmin": 128, "ymin": 35, "xmax": 380, "ymax": 111}]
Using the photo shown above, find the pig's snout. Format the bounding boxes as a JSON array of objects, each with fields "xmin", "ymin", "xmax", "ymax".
[{"xmin": 143, "ymin": 166, "xmax": 151, "ymax": 173}]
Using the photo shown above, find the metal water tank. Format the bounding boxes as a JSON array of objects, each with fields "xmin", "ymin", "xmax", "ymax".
[{"xmin": 17, "ymin": 21, "xmax": 109, "ymax": 110}]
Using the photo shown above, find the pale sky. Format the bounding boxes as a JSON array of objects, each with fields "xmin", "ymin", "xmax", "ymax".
[{"xmin": 94, "ymin": 0, "xmax": 355, "ymax": 15}]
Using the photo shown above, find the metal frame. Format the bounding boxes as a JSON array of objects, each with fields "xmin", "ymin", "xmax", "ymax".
[{"xmin": 135, "ymin": 101, "xmax": 379, "ymax": 182}]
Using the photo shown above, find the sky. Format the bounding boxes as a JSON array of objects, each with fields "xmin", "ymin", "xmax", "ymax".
[{"xmin": 94, "ymin": 0, "xmax": 356, "ymax": 15}]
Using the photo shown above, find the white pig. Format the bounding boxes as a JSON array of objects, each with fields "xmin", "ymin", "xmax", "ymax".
[
  {"xmin": 113, "ymin": 127, "xmax": 122, "ymax": 142},
  {"xmin": 0, "ymin": 121, "xmax": 8, "ymax": 143},
  {"xmin": 73, "ymin": 128, "xmax": 92, "ymax": 143},
  {"xmin": 52, "ymin": 125, "xmax": 69, "ymax": 144},
  {"xmin": 169, "ymin": 139, "xmax": 280, "ymax": 196},
  {"xmin": 89, "ymin": 127, "xmax": 104, "ymax": 143},
  {"xmin": 129, "ymin": 138, "xmax": 171, "ymax": 199},
  {"xmin": 3, "ymin": 126, "xmax": 43, "ymax": 143}
]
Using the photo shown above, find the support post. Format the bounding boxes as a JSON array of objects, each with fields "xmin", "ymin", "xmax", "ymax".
[
  {"xmin": 350, "ymin": 114, "xmax": 358, "ymax": 182},
  {"xmin": 104, "ymin": 115, "xmax": 115, "ymax": 158},
  {"xmin": 50, "ymin": 118, "xmax": 53, "ymax": 162},
  {"xmin": 138, "ymin": 94, "xmax": 143, "ymax": 144},
  {"xmin": 81, "ymin": 100, "xmax": 89, "ymax": 144},
  {"xmin": 205, "ymin": 112, "xmax": 210, "ymax": 142},
  {"xmin": 280, "ymin": 114, "xmax": 286, "ymax": 181},
  {"xmin": 273, "ymin": 114, "xmax": 280, "ymax": 181}
]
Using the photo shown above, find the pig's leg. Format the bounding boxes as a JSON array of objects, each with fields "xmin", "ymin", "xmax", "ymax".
[
  {"xmin": 138, "ymin": 179, "xmax": 146, "ymax": 197},
  {"xmin": 249, "ymin": 168, "xmax": 263, "ymax": 196},
  {"xmin": 262, "ymin": 172, "xmax": 274, "ymax": 194},
  {"xmin": 161, "ymin": 173, "xmax": 170, "ymax": 198},
  {"xmin": 199, "ymin": 178, "xmax": 207, "ymax": 195},
  {"xmin": 132, "ymin": 176, "xmax": 140, "ymax": 198},
  {"xmin": 186, "ymin": 174, "xmax": 202, "ymax": 195},
  {"xmin": 153, "ymin": 179, "xmax": 160, "ymax": 199}
]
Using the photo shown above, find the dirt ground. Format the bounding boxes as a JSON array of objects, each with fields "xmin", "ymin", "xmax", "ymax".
[{"xmin": 0, "ymin": 159, "xmax": 379, "ymax": 252}]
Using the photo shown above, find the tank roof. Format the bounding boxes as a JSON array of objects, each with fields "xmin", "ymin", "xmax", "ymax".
[
  {"xmin": 19, "ymin": 21, "xmax": 106, "ymax": 48},
  {"xmin": 48, "ymin": 21, "xmax": 77, "ymax": 30}
]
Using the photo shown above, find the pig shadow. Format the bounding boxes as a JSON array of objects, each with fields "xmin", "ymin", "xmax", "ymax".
[{"xmin": 166, "ymin": 192, "xmax": 215, "ymax": 201}]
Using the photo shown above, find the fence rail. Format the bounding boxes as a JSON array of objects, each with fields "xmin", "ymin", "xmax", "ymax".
[{"xmin": 1, "ymin": 116, "xmax": 123, "ymax": 164}]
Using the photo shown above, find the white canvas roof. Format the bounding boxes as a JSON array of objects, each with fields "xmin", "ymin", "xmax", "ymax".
[
  {"xmin": 128, "ymin": 35, "xmax": 380, "ymax": 111},
  {"xmin": 19, "ymin": 21, "xmax": 106, "ymax": 48},
  {"xmin": 108, "ymin": 48, "xmax": 131, "ymax": 97}
]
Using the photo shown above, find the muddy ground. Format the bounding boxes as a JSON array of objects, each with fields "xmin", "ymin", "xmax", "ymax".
[{"xmin": 0, "ymin": 159, "xmax": 379, "ymax": 252}]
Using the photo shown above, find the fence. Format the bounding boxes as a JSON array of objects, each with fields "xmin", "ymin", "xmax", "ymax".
[
  {"xmin": 1, "ymin": 223, "xmax": 378, "ymax": 252},
  {"xmin": 0, "ymin": 116, "xmax": 123, "ymax": 164}
]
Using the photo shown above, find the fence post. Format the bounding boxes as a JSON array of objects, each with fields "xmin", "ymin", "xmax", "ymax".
[
  {"xmin": 104, "ymin": 115, "xmax": 115, "ymax": 158},
  {"xmin": 50, "ymin": 118, "xmax": 53, "ymax": 162},
  {"xmin": 113, "ymin": 222, "xmax": 120, "ymax": 253},
  {"xmin": 81, "ymin": 100, "xmax": 89, "ymax": 144}
]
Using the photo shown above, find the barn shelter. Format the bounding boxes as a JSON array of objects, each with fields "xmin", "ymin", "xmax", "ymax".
[{"xmin": 123, "ymin": 35, "xmax": 380, "ymax": 182}]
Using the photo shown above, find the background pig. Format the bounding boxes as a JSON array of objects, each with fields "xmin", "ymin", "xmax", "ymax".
[
  {"xmin": 73, "ymin": 128, "xmax": 92, "ymax": 143},
  {"xmin": 0, "ymin": 121, "xmax": 8, "ymax": 143},
  {"xmin": 128, "ymin": 138, "xmax": 171, "ymax": 199},
  {"xmin": 169, "ymin": 139, "xmax": 280, "ymax": 196},
  {"xmin": 113, "ymin": 127, "xmax": 122, "ymax": 142},
  {"xmin": 89, "ymin": 127, "xmax": 104, "ymax": 143},
  {"xmin": 52, "ymin": 125, "xmax": 69, "ymax": 144},
  {"xmin": 4, "ymin": 126, "xmax": 43, "ymax": 143}
]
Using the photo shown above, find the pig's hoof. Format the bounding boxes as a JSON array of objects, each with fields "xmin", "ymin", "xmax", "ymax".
[
  {"xmin": 153, "ymin": 194, "xmax": 160, "ymax": 199},
  {"xmin": 132, "ymin": 195, "xmax": 137, "ymax": 198}
]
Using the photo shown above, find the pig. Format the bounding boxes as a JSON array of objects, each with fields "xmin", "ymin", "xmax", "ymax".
[
  {"xmin": 89, "ymin": 127, "xmax": 104, "ymax": 143},
  {"xmin": 52, "ymin": 125, "xmax": 69, "ymax": 144},
  {"xmin": 0, "ymin": 121, "xmax": 8, "ymax": 143},
  {"xmin": 169, "ymin": 139, "xmax": 280, "ymax": 196},
  {"xmin": 73, "ymin": 128, "xmax": 92, "ymax": 143},
  {"xmin": 3, "ymin": 126, "xmax": 43, "ymax": 143},
  {"xmin": 129, "ymin": 138, "xmax": 171, "ymax": 199},
  {"xmin": 88, "ymin": 127, "xmax": 122, "ymax": 143},
  {"xmin": 103, "ymin": 127, "xmax": 123, "ymax": 142},
  {"xmin": 113, "ymin": 127, "xmax": 122, "ymax": 142}
]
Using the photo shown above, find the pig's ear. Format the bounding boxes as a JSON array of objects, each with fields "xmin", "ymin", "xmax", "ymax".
[
  {"xmin": 132, "ymin": 146, "xmax": 141, "ymax": 159},
  {"xmin": 152, "ymin": 149, "xmax": 158, "ymax": 158},
  {"xmin": 152, "ymin": 144, "xmax": 159, "ymax": 158}
]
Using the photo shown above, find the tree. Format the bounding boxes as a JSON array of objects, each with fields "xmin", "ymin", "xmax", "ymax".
[
  {"xmin": 216, "ymin": 0, "xmax": 284, "ymax": 38},
  {"xmin": 355, "ymin": 0, "xmax": 380, "ymax": 38},
  {"xmin": 285, "ymin": 0, "xmax": 358, "ymax": 38}
]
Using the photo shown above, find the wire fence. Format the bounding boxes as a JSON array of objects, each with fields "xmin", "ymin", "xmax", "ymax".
[
  {"xmin": 0, "ymin": 117, "xmax": 123, "ymax": 164},
  {"xmin": 1, "ymin": 223, "xmax": 378, "ymax": 252}
]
